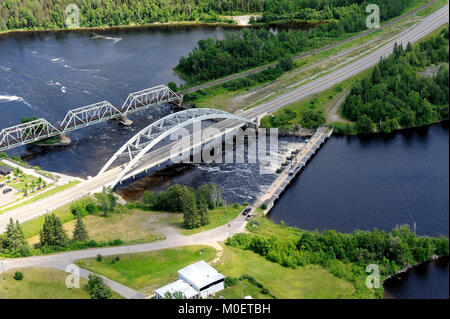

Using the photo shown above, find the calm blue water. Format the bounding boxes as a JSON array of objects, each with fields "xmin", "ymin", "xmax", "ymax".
[{"xmin": 268, "ymin": 123, "xmax": 449, "ymax": 238}]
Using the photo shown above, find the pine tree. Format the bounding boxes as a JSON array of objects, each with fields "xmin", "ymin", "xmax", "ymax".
[
  {"xmin": 73, "ymin": 213, "xmax": 89, "ymax": 242},
  {"xmin": 182, "ymin": 187, "xmax": 200, "ymax": 229},
  {"xmin": 198, "ymin": 201, "xmax": 209, "ymax": 226},
  {"xmin": 3, "ymin": 218, "xmax": 29, "ymax": 256},
  {"xmin": 40, "ymin": 213, "xmax": 68, "ymax": 247}
]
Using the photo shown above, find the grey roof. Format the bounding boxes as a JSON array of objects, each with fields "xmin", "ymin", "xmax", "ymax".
[
  {"xmin": 155, "ymin": 279, "xmax": 198, "ymax": 299},
  {"xmin": 0, "ymin": 165, "xmax": 12, "ymax": 174}
]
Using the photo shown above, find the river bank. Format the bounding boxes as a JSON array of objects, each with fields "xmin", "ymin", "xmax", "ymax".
[
  {"xmin": 384, "ymin": 256, "xmax": 449, "ymax": 298},
  {"xmin": 0, "ymin": 20, "xmax": 245, "ymax": 39}
]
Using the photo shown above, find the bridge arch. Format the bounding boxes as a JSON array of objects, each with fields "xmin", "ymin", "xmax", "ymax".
[{"xmin": 98, "ymin": 108, "xmax": 255, "ymax": 188}]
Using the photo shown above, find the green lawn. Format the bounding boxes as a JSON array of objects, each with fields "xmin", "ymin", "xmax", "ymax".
[
  {"xmin": 216, "ymin": 245, "xmax": 355, "ymax": 299},
  {"xmin": 20, "ymin": 195, "xmax": 90, "ymax": 239},
  {"xmin": 0, "ymin": 267, "xmax": 92, "ymax": 299},
  {"xmin": 75, "ymin": 245, "xmax": 217, "ymax": 296},
  {"xmin": 178, "ymin": 205, "xmax": 244, "ymax": 235},
  {"xmin": 6, "ymin": 174, "xmax": 37, "ymax": 191},
  {"xmin": 216, "ymin": 278, "xmax": 273, "ymax": 299},
  {"xmin": 28, "ymin": 208, "xmax": 166, "ymax": 246}
]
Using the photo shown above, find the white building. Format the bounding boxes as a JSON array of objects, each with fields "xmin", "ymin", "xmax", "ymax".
[
  {"xmin": 154, "ymin": 279, "xmax": 198, "ymax": 299},
  {"xmin": 155, "ymin": 260, "xmax": 225, "ymax": 299},
  {"xmin": 178, "ymin": 260, "xmax": 225, "ymax": 298}
]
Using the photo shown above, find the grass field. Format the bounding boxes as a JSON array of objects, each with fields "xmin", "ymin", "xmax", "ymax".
[
  {"xmin": 176, "ymin": 205, "xmax": 244, "ymax": 235},
  {"xmin": 20, "ymin": 196, "xmax": 91, "ymax": 239},
  {"xmin": 28, "ymin": 208, "xmax": 168, "ymax": 246},
  {"xmin": 215, "ymin": 278, "xmax": 273, "ymax": 299},
  {"xmin": 216, "ymin": 245, "xmax": 355, "ymax": 299},
  {"xmin": 24, "ymin": 199, "xmax": 242, "ymax": 246},
  {"xmin": 0, "ymin": 267, "xmax": 92, "ymax": 299},
  {"xmin": 75, "ymin": 245, "xmax": 217, "ymax": 296}
]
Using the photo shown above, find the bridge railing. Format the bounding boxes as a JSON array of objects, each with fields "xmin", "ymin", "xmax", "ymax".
[
  {"xmin": 0, "ymin": 119, "xmax": 61, "ymax": 152},
  {"xmin": 59, "ymin": 101, "xmax": 123, "ymax": 132},
  {"xmin": 120, "ymin": 85, "xmax": 181, "ymax": 115}
]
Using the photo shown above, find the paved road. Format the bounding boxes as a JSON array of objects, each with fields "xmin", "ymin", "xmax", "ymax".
[
  {"xmin": 0, "ymin": 4, "xmax": 447, "ymax": 233},
  {"xmin": 180, "ymin": 0, "xmax": 439, "ymax": 94}
]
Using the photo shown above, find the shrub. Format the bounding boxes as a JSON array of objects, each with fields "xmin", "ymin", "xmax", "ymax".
[
  {"xmin": 168, "ymin": 81, "xmax": 177, "ymax": 92},
  {"xmin": 97, "ymin": 254, "xmax": 103, "ymax": 262},
  {"xmin": 260, "ymin": 203, "xmax": 267, "ymax": 210},
  {"xmin": 87, "ymin": 274, "xmax": 112, "ymax": 299},
  {"xmin": 14, "ymin": 271, "xmax": 23, "ymax": 281},
  {"xmin": 85, "ymin": 203, "xmax": 96, "ymax": 214},
  {"xmin": 225, "ymin": 277, "xmax": 239, "ymax": 287}
]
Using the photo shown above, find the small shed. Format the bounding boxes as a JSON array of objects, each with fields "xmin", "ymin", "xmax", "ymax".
[
  {"xmin": 0, "ymin": 165, "xmax": 12, "ymax": 176},
  {"xmin": 154, "ymin": 279, "xmax": 199, "ymax": 299}
]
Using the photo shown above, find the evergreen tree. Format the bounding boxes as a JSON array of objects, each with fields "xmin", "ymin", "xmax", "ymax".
[
  {"xmin": 2, "ymin": 218, "xmax": 29, "ymax": 256},
  {"xmin": 182, "ymin": 187, "xmax": 200, "ymax": 229},
  {"xmin": 73, "ymin": 213, "xmax": 89, "ymax": 242},
  {"xmin": 40, "ymin": 213, "xmax": 68, "ymax": 247},
  {"xmin": 198, "ymin": 201, "xmax": 209, "ymax": 226},
  {"xmin": 98, "ymin": 187, "xmax": 116, "ymax": 215}
]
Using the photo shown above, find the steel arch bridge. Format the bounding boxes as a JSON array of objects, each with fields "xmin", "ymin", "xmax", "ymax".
[{"xmin": 98, "ymin": 108, "xmax": 255, "ymax": 189}]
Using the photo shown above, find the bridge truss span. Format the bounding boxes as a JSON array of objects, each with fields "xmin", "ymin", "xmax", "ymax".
[
  {"xmin": 59, "ymin": 101, "xmax": 123, "ymax": 132},
  {"xmin": 121, "ymin": 85, "xmax": 181, "ymax": 115},
  {"xmin": 0, "ymin": 84, "xmax": 181, "ymax": 152},
  {"xmin": 98, "ymin": 108, "xmax": 255, "ymax": 188},
  {"xmin": 0, "ymin": 119, "xmax": 61, "ymax": 151}
]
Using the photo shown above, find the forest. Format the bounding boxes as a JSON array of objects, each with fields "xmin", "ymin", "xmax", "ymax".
[
  {"xmin": 175, "ymin": 0, "xmax": 416, "ymax": 83},
  {"xmin": 228, "ymin": 218, "xmax": 449, "ymax": 298},
  {"xmin": 340, "ymin": 28, "xmax": 449, "ymax": 134}
]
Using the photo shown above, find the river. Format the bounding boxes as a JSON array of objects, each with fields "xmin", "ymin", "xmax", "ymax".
[{"xmin": 0, "ymin": 28, "xmax": 448, "ymax": 299}]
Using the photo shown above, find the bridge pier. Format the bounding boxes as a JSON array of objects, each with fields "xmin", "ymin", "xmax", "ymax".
[
  {"xmin": 59, "ymin": 133, "xmax": 71, "ymax": 145},
  {"xmin": 253, "ymin": 113, "xmax": 268, "ymax": 128},
  {"xmin": 119, "ymin": 115, "xmax": 133, "ymax": 126}
]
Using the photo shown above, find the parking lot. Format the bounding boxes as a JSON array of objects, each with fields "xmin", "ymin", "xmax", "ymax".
[{"xmin": 0, "ymin": 183, "xmax": 18, "ymax": 207}]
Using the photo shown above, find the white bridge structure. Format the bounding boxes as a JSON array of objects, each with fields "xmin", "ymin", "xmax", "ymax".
[
  {"xmin": 98, "ymin": 108, "xmax": 255, "ymax": 189},
  {"xmin": 0, "ymin": 85, "xmax": 181, "ymax": 152}
]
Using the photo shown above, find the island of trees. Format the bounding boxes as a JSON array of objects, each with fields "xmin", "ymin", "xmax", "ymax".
[
  {"xmin": 338, "ymin": 28, "xmax": 449, "ymax": 134},
  {"xmin": 175, "ymin": 0, "xmax": 417, "ymax": 83}
]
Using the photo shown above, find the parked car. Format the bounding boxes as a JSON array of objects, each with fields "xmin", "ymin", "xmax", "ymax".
[
  {"xmin": 242, "ymin": 207, "xmax": 252, "ymax": 216},
  {"xmin": 0, "ymin": 183, "xmax": 4, "ymax": 189},
  {"xmin": 245, "ymin": 213, "xmax": 254, "ymax": 221},
  {"xmin": 3, "ymin": 188, "xmax": 12, "ymax": 194}
]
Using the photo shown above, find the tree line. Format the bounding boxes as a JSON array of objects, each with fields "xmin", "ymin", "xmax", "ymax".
[
  {"xmin": 141, "ymin": 183, "xmax": 224, "ymax": 229},
  {"xmin": 0, "ymin": 0, "xmax": 242, "ymax": 31},
  {"xmin": 255, "ymin": 0, "xmax": 413, "ymax": 25},
  {"xmin": 228, "ymin": 220, "xmax": 449, "ymax": 298},
  {"xmin": 339, "ymin": 28, "xmax": 449, "ymax": 134},
  {"xmin": 176, "ymin": 0, "xmax": 415, "ymax": 83}
]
